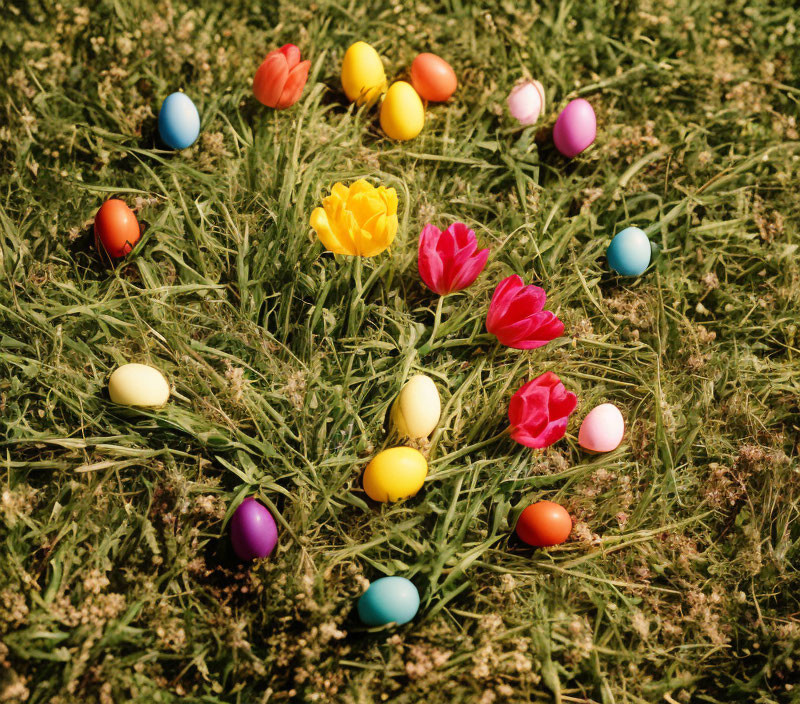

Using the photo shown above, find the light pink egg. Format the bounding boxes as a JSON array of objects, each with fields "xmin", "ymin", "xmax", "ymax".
[
  {"xmin": 507, "ymin": 80, "xmax": 545, "ymax": 125},
  {"xmin": 553, "ymin": 98, "xmax": 596, "ymax": 157},
  {"xmin": 578, "ymin": 403, "xmax": 624, "ymax": 453}
]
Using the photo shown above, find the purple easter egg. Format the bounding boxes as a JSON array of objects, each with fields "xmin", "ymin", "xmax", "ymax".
[
  {"xmin": 230, "ymin": 498, "xmax": 278, "ymax": 561},
  {"xmin": 553, "ymin": 98, "xmax": 597, "ymax": 158}
]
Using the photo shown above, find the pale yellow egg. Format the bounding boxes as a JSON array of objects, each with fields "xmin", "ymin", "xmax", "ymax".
[
  {"xmin": 391, "ymin": 374, "xmax": 441, "ymax": 439},
  {"xmin": 108, "ymin": 363, "xmax": 170, "ymax": 407}
]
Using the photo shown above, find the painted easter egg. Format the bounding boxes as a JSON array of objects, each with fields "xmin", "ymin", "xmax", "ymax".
[
  {"xmin": 341, "ymin": 41, "xmax": 387, "ymax": 106},
  {"xmin": 108, "ymin": 363, "xmax": 170, "ymax": 407},
  {"xmin": 158, "ymin": 92, "xmax": 200, "ymax": 149},
  {"xmin": 358, "ymin": 576, "xmax": 420, "ymax": 626},
  {"xmin": 515, "ymin": 501, "xmax": 572, "ymax": 547},
  {"xmin": 578, "ymin": 403, "xmax": 625, "ymax": 453},
  {"xmin": 94, "ymin": 199, "xmax": 141, "ymax": 258},
  {"xmin": 230, "ymin": 498, "xmax": 278, "ymax": 561},
  {"xmin": 380, "ymin": 81, "xmax": 425, "ymax": 141},
  {"xmin": 553, "ymin": 98, "xmax": 596, "ymax": 157},
  {"xmin": 391, "ymin": 374, "xmax": 441, "ymax": 439},
  {"xmin": 363, "ymin": 447, "xmax": 428, "ymax": 502},
  {"xmin": 507, "ymin": 80, "xmax": 545, "ymax": 125},
  {"xmin": 410, "ymin": 53, "xmax": 457, "ymax": 102},
  {"xmin": 607, "ymin": 227, "xmax": 651, "ymax": 276}
]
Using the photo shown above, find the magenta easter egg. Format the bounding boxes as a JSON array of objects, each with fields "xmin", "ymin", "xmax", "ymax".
[
  {"xmin": 230, "ymin": 498, "xmax": 278, "ymax": 561},
  {"xmin": 578, "ymin": 403, "xmax": 624, "ymax": 453},
  {"xmin": 553, "ymin": 98, "xmax": 596, "ymax": 157}
]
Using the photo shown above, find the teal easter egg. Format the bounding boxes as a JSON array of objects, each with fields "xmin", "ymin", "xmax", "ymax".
[
  {"xmin": 158, "ymin": 92, "xmax": 200, "ymax": 150},
  {"xmin": 607, "ymin": 227, "xmax": 651, "ymax": 276},
  {"xmin": 357, "ymin": 577, "xmax": 420, "ymax": 626}
]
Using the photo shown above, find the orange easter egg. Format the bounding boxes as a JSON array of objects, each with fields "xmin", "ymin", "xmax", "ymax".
[
  {"xmin": 515, "ymin": 501, "xmax": 572, "ymax": 547},
  {"xmin": 94, "ymin": 199, "xmax": 141, "ymax": 258},
  {"xmin": 410, "ymin": 53, "xmax": 457, "ymax": 102}
]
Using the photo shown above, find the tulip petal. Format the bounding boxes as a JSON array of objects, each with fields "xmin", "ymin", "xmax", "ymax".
[
  {"xmin": 348, "ymin": 179, "xmax": 373, "ymax": 198},
  {"xmin": 384, "ymin": 214, "xmax": 398, "ymax": 246},
  {"xmin": 486, "ymin": 275, "xmax": 524, "ymax": 332},
  {"xmin": 280, "ymin": 44, "xmax": 301, "ymax": 70},
  {"xmin": 311, "ymin": 207, "xmax": 355, "ymax": 255},
  {"xmin": 508, "ymin": 372, "xmax": 576, "ymax": 449},
  {"xmin": 448, "ymin": 222, "xmax": 475, "ymax": 248},
  {"xmin": 447, "ymin": 247, "xmax": 489, "ymax": 292},
  {"xmin": 498, "ymin": 311, "xmax": 563, "ymax": 349},
  {"xmin": 503, "ymin": 285, "xmax": 547, "ymax": 323},
  {"xmin": 276, "ymin": 60, "xmax": 310, "ymax": 108},
  {"xmin": 380, "ymin": 187, "xmax": 398, "ymax": 214},
  {"xmin": 513, "ymin": 416, "xmax": 568, "ymax": 448},
  {"xmin": 442, "ymin": 239, "xmax": 478, "ymax": 290},
  {"xmin": 419, "ymin": 225, "xmax": 446, "ymax": 293},
  {"xmin": 549, "ymin": 385, "xmax": 578, "ymax": 420},
  {"xmin": 253, "ymin": 52, "xmax": 288, "ymax": 108}
]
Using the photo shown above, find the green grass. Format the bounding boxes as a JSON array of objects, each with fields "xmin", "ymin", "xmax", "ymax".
[{"xmin": 1, "ymin": 0, "xmax": 799, "ymax": 702}]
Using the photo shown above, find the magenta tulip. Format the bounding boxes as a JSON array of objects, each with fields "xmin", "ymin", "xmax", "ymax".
[
  {"xmin": 418, "ymin": 222, "xmax": 489, "ymax": 295},
  {"xmin": 509, "ymin": 372, "xmax": 578, "ymax": 448},
  {"xmin": 486, "ymin": 275, "xmax": 564, "ymax": 349}
]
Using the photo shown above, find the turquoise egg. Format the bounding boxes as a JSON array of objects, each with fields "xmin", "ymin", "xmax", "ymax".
[
  {"xmin": 158, "ymin": 92, "xmax": 200, "ymax": 150},
  {"xmin": 357, "ymin": 576, "xmax": 420, "ymax": 626},
  {"xmin": 607, "ymin": 227, "xmax": 651, "ymax": 276}
]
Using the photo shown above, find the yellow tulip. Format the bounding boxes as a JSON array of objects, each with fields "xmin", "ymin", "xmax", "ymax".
[{"xmin": 310, "ymin": 179, "xmax": 399, "ymax": 257}]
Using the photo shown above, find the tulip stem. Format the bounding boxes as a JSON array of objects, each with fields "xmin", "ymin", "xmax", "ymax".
[{"xmin": 420, "ymin": 295, "xmax": 445, "ymax": 356}]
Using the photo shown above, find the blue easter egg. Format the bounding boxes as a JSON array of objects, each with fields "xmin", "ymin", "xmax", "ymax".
[
  {"xmin": 357, "ymin": 576, "xmax": 420, "ymax": 626},
  {"xmin": 158, "ymin": 92, "xmax": 200, "ymax": 150},
  {"xmin": 607, "ymin": 227, "xmax": 652, "ymax": 276}
]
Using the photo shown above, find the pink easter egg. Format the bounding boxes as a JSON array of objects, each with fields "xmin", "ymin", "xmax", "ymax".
[
  {"xmin": 507, "ymin": 80, "xmax": 545, "ymax": 125},
  {"xmin": 553, "ymin": 98, "xmax": 596, "ymax": 158},
  {"xmin": 578, "ymin": 403, "xmax": 624, "ymax": 453}
]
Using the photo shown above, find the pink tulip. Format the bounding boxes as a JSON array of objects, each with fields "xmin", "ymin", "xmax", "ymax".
[
  {"xmin": 418, "ymin": 222, "xmax": 489, "ymax": 295},
  {"xmin": 253, "ymin": 44, "xmax": 311, "ymax": 109},
  {"xmin": 509, "ymin": 372, "xmax": 577, "ymax": 448},
  {"xmin": 507, "ymin": 80, "xmax": 545, "ymax": 126},
  {"xmin": 486, "ymin": 275, "xmax": 564, "ymax": 349}
]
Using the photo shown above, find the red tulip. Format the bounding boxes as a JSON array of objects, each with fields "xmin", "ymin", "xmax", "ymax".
[
  {"xmin": 486, "ymin": 275, "xmax": 564, "ymax": 349},
  {"xmin": 253, "ymin": 44, "xmax": 311, "ymax": 109},
  {"xmin": 418, "ymin": 222, "xmax": 489, "ymax": 295},
  {"xmin": 509, "ymin": 372, "xmax": 577, "ymax": 448}
]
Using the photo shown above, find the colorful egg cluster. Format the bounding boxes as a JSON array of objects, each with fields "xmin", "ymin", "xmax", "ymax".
[
  {"xmin": 340, "ymin": 41, "xmax": 457, "ymax": 141},
  {"xmin": 84, "ymin": 36, "xmax": 667, "ymax": 633}
]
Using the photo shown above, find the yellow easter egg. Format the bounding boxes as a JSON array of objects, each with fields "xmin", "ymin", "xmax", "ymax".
[
  {"xmin": 380, "ymin": 81, "xmax": 425, "ymax": 141},
  {"xmin": 391, "ymin": 375, "xmax": 441, "ymax": 439},
  {"xmin": 341, "ymin": 41, "xmax": 387, "ymax": 106},
  {"xmin": 108, "ymin": 363, "xmax": 170, "ymax": 407},
  {"xmin": 363, "ymin": 447, "xmax": 428, "ymax": 502}
]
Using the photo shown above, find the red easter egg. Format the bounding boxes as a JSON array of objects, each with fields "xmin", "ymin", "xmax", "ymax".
[
  {"xmin": 515, "ymin": 501, "xmax": 572, "ymax": 547},
  {"xmin": 410, "ymin": 53, "xmax": 457, "ymax": 102},
  {"xmin": 94, "ymin": 199, "xmax": 141, "ymax": 258}
]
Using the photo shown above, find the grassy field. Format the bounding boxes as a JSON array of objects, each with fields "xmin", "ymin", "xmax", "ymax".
[{"xmin": 2, "ymin": 0, "xmax": 799, "ymax": 702}]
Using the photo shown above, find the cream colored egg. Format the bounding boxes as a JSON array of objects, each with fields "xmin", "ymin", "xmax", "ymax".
[
  {"xmin": 391, "ymin": 374, "xmax": 441, "ymax": 439},
  {"xmin": 108, "ymin": 363, "xmax": 170, "ymax": 407}
]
